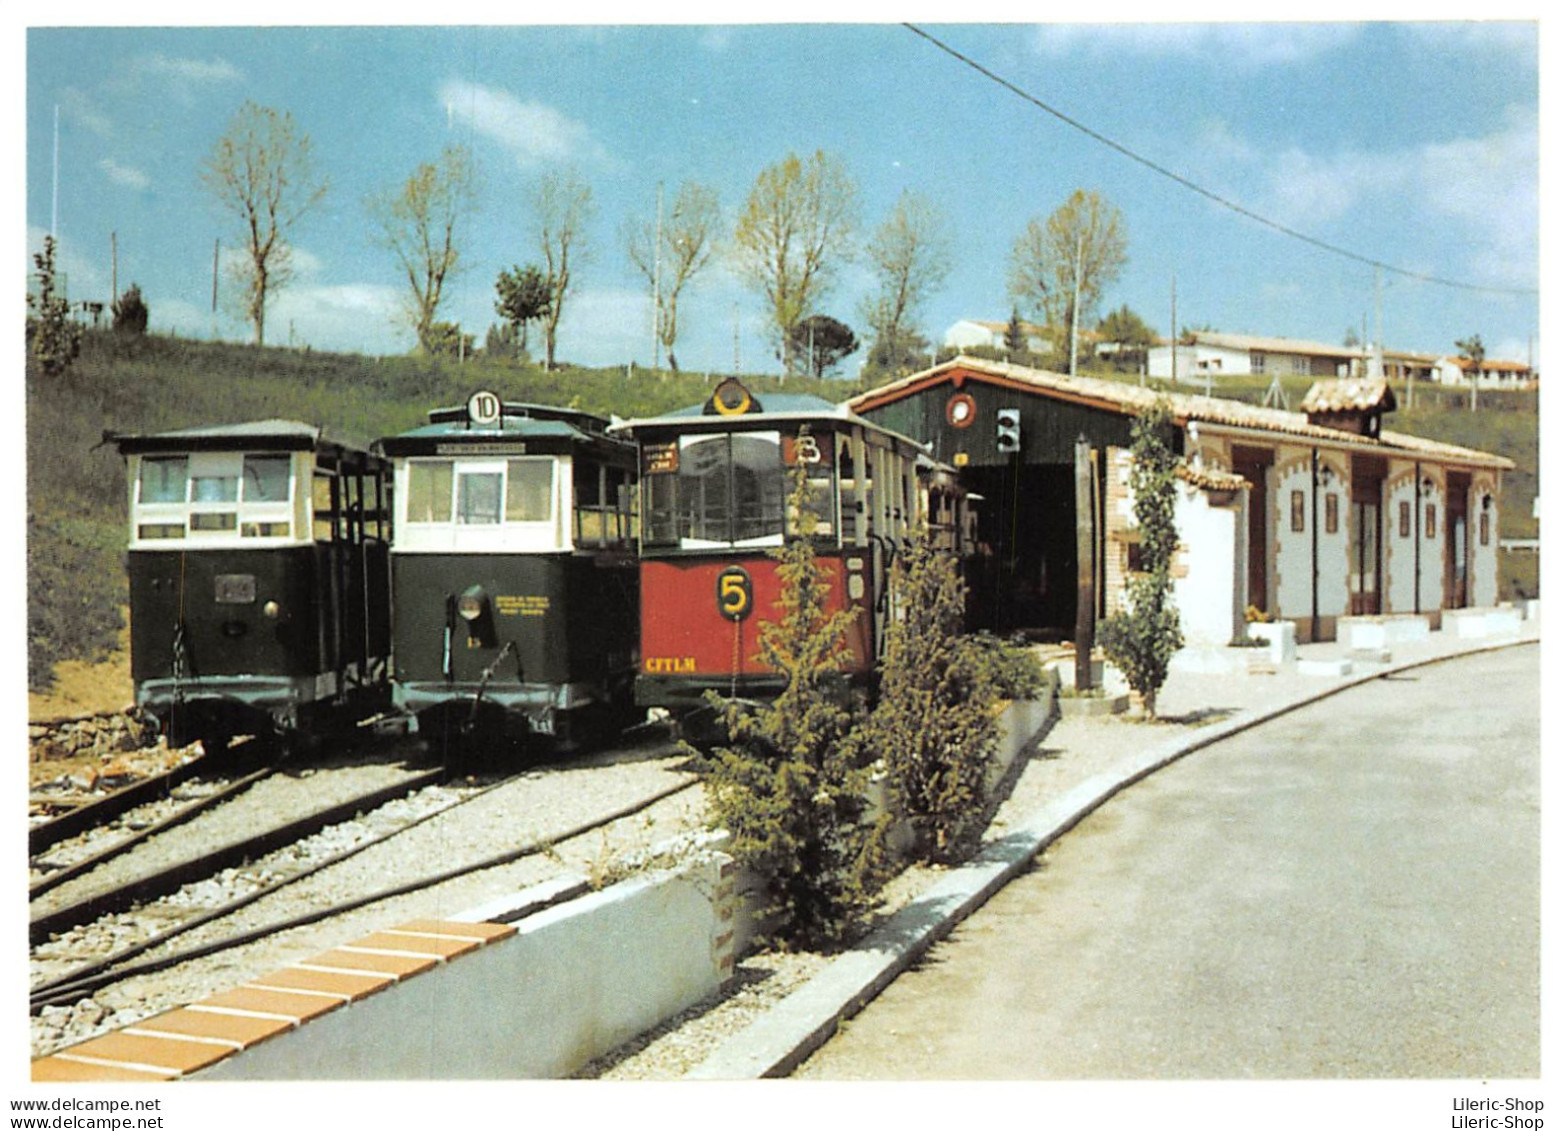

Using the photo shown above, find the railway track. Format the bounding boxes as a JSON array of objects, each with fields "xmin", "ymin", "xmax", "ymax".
[
  {"xmin": 29, "ymin": 728, "xmax": 704, "ymax": 1047},
  {"xmin": 29, "ymin": 750, "xmax": 226, "ymax": 857}
]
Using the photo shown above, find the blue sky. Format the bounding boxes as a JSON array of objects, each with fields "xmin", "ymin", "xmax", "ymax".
[{"xmin": 20, "ymin": 16, "xmax": 1541, "ymax": 375}]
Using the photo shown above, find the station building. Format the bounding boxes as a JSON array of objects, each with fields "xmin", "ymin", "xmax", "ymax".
[{"xmin": 848, "ymin": 357, "xmax": 1513, "ymax": 645}]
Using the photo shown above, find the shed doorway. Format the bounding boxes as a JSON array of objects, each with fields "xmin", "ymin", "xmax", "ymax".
[{"xmin": 961, "ymin": 463, "xmax": 1077, "ymax": 639}]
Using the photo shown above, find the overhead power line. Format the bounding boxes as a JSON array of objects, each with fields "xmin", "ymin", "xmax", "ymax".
[{"xmin": 902, "ymin": 23, "xmax": 1537, "ymax": 299}]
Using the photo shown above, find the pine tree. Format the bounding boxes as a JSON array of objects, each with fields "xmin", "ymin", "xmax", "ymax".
[{"xmin": 702, "ymin": 460, "xmax": 884, "ymax": 948}]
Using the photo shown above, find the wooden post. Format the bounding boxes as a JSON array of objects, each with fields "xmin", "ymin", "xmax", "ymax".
[{"xmin": 1074, "ymin": 436, "xmax": 1095, "ymax": 692}]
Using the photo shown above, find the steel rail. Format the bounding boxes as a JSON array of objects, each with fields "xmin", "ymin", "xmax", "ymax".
[
  {"xmin": 30, "ymin": 775, "xmax": 697, "ymax": 1011},
  {"xmin": 29, "ymin": 766, "xmax": 278, "ymax": 900},
  {"xmin": 29, "ymin": 753, "xmax": 220, "ymax": 856},
  {"xmin": 29, "ymin": 768, "xmax": 446, "ymax": 946}
]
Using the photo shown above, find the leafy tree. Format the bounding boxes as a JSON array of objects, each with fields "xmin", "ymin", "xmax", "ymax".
[
  {"xmin": 26, "ymin": 235, "xmax": 81, "ymax": 379},
  {"xmin": 1008, "ymin": 189, "xmax": 1127, "ymax": 374},
  {"xmin": 623, "ymin": 181, "xmax": 721, "ymax": 372},
  {"xmin": 422, "ymin": 320, "xmax": 474, "ymax": 358},
  {"xmin": 532, "ymin": 168, "xmax": 595, "ymax": 371},
  {"xmin": 1455, "ymin": 333, "xmax": 1485, "ymax": 413},
  {"xmin": 1096, "ymin": 397, "xmax": 1183, "ymax": 719},
  {"xmin": 200, "ymin": 101, "xmax": 328, "ymax": 347},
  {"xmin": 493, "ymin": 264, "xmax": 554, "ymax": 356},
  {"xmin": 368, "ymin": 145, "xmax": 479, "ymax": 354},
  {"xmin": 860, "ymin": 189, "xmax": 949, "ymax": 378},
  {"xmin": 703, "ymin": 462, "xmax": 884, "ymax": 949},
  {"xmin": 112, "ymin": 283, "xmax": 149, "ymax": 335},
  {"xmin": 786, "ymin": 314, "xmax": 859, "ymax": 379},
  {"xmin": 1095, "ymin": 303, "xmax": 1157, "ymax": 370},
  {"xmin": 866, "ymin": 529, "xmax": 999, "ymax": 863},
  {"xmin": 734, "ymin": 150, "xmax": 859, "ymax": 376},
  {"xmin": 860, "ymin": 328, "xmax": 931, "ymax": 385}
]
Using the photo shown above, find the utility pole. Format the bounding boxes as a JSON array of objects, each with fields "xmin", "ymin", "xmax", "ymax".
[
  {"xmin": 732, "ymin": 301, "xmax": 741, "ymax": 377},
  {"xmin": 1068, "ymin": 229, "xmax": 1085, "ymax": 377},
  {"xmin": 652, "ymin": 182, "xmax": 663, "ymax": 370},
  {"xmin": 211, "ymin": 238, "xmax": 220, "ymax": 341},
  {"xmin": 51, "ymin": 105, "xmax": 59, "ymax": 239},
  {"xmin": 1169, "ymin": 274, "xmax": 1177, "ymax": 389},
  {"xmin": 111, "ymin": 232, "xmax": 118, "ymax": 308}
]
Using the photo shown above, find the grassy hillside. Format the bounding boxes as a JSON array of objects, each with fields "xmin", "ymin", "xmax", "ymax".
[
  {"xmin": 24, "ymin": 330, "xmax": 860, "ymax": 689},
  {"xmin": 26, "ymin": 337, "xmax": 1538, "ymax": 690}
]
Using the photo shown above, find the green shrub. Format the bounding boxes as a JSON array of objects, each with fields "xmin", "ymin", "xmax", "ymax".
[
  {"xmin": 701, "ymin": 465, "xmax": 884, "ymax": 949},
  {"xmin": 866, "ymin": 536, "xmax": 999, "ymax": 863},
  {"xmin": 966, "ymin": 632, "xmax": 1052, "ymax": 700}
]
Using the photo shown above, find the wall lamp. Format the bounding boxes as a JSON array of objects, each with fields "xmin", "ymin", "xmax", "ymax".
[{"xmin": 1318, "ymin": 463, "xmax": 1335, "ymax": 488}]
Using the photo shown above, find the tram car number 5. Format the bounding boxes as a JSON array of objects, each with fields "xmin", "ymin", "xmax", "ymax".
[{"xmin": 717, "ymin": 566, "xmax": 753, "ymax": 621}]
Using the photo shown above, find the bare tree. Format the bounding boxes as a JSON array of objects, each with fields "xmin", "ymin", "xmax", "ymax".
[
  {"xmin": 1007, "ymin": 189, "xmax": 1128, "ymax": 374},
  {"xmin": 532, "ymin": 168, "xmax": 595, "ymax": 371},
  {"xmin": 622, "ymin": 181, "xmax": 721, "ymax": 372},
  {"xmin": 733, "ymin": 150, "xmax": 858, "ymax": 375},
  {"xmin": 367, "ymin": 145, "xmax": 479, "ymax": 354},
  {"xmin": 1455, "ymin": 333, "xmax": 1486, "ymax": 413},
  {"xmin": 200, "ymin": 101, "xmax": 327, "ymax": 347},
  {"xmin": 860, "ymin": 189, "xmax": 951, "ymax": 377}
]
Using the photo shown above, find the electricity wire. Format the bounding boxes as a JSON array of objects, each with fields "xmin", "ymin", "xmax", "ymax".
[{"xmin": 902, "ymin": 23, "xmax": 1537, "ymax": 299}]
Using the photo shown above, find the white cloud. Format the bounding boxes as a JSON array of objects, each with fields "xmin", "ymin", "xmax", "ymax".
[
  {"xmin": 270, "ymin": 283, "xmax": 406, "ymax": 354},
  {"xmin": 440, "ymin": 79, "xmax": 608, "ymax": 167},
  {"xmin": 59, "ymin": 87, "xmax": 113, "ymax": 140},
  {"xmin": 131, "ymin": 53, "xmax": 243, "ymax": 85},
  {"xmin": 1025, "ymin": 24, "xmax": 1360, "ymax": 68},
  {"xmin": 1417, "ymin": 106, "xmax": 1538, "ymax": 290},
  {"xmin": 99, "ymin": 158, "xmax": 150, "ymax": 191}
]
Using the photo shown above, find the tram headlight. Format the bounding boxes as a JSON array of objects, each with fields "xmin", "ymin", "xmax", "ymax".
[
  {"xmin": 457, "ymin": 586, "xmax": 487, "ymax": 622},
  {"xmin": 262, "ymin": 600, "xmax": 281, "ymax": 619}
]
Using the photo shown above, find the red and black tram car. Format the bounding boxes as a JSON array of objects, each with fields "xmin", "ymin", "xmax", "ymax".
[
  {"xmin": 376, "ymin": 393, "xmax": 639, "ymax": 755},
  {"xmin": 614, "ymin": 378, "xmax": 968, "ymax": 721},
  {"xmin": 113, "ymin": 421, "xmax": 393, "ymax": 752}
]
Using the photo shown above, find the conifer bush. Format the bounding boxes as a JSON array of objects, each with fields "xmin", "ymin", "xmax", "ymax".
[
  {"xmin": 702, "ymin": 463, "xmax": 886, "ymax": 949},
  {"xmin": 867, "ymin": 531, "xmax": 1000, "ymax": 862},
  {"xmin": 1096, "ymin": 397, "xmax": 1184, "ymax": 719}
]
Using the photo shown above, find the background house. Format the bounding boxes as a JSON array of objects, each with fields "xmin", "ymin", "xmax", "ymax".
[
  {"xmin": 1148, "ymin": 331, "xmax": 1363, "ymax": 384},
  {"xmin": 1438, "ymin": 356, "xmax": 1537, "ymax": 389},
  {"xmin": 942, "ymin": 318, "xmax": 1051, "ymax": 354}
]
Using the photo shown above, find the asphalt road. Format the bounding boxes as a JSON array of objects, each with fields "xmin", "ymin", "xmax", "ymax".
[{"xmin": 796, "ymin": 646, "xmax": 1540, "ymax": 1079}]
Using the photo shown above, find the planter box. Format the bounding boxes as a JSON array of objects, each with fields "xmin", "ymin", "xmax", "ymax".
[
  {"xmin": 1442, "ymin": 606, "xmax": 1522, "ymax": 639},
  {"xmin": 1057, "ymin": 692, "xmax": 1129, "ymax": 717},
  {"xmin": 1247, "ymin": 620, "xmax": 1298, "ymax": 665},
  {"xmin": 1337, "ymin": 614, "xmax": 1429, "ymax": 652}
]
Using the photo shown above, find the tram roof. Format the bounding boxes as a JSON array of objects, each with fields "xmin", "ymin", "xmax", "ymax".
[
  {"xmin": 612, "ymin": 391, "xmax": 928, "ymax": 455},
  {"xmin": 377, "ymin": 401, "xmax": 631, "ymax": 457},
  {"xmin": 107, "ymin": 420, "xmax": 374, "ymax": 465}
]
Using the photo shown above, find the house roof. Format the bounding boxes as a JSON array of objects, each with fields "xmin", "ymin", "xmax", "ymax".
[
  {"xmin": 1447, "ymin": 357, "xmax": 1532, "ymax": 372},
  {"xmin": 1179, "ymin": 330, "xmax": 1363, "ymax": 361},
  {"xmin": 1299, "ymin": 377, "xmax": 1396, "ymax": 415},
  {"xmin": 846, "ymin": 356, "xmax": 1514, "ymax": 471}
]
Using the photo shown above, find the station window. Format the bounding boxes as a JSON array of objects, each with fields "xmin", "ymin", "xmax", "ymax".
[
  {"xmin": 242, "ymin": 455, "xmax": 291, "ymax": 502},
  {"xmin": 1399, "ymin": 500, "xmax": 1411, "ymax": 539},
  {"xmin": 457, "ymin": 471, "xmax": 503, "ymax": 525},
  {"xmin": 1291, "ymin": 490, "xmax": 1306, "ymax": 533}
]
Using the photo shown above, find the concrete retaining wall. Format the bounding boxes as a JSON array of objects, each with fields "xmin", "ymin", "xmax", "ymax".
[{"xmin": 197, "ymin": 853, "xmax": 736, "ymax": 1080}]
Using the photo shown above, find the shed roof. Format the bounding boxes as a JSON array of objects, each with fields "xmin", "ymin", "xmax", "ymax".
[
  {"xmin": 1299, "ymin": 377, "xmax": 1396, "ymax": 414},
  {"xmin": 846, "ymin": 356, "xmax": 1513, "ymax": 471},
  {"xmin": 1180, "ymin": 330, "xmax": 1363, "ymax": 360}
]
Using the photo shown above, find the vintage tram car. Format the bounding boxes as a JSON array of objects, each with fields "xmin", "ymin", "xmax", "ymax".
[
  {"xmin": 613, "ymin": 377, "xmax": 969, "ymax": 722},
  {"xmin": 112, "ymin": 421, "xmax": 393, "ymax": 752},
  {"xmin": 376, "ymin": 392, "xmax": 640, "ymax": 755}
]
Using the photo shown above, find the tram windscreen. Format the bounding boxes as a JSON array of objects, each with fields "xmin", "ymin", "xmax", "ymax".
[{"xmin": 643, "ymin": 430, "xmax": 799, "ymax": 548}]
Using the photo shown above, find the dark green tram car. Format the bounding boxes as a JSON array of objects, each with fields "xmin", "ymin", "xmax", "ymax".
[
  {"xmin": 112, "ymin": 421, "xmax": 393, "ymax": 752},
  {"xmin": 376, "ymin": 393, "xmax": 640, "ymax": 755}
]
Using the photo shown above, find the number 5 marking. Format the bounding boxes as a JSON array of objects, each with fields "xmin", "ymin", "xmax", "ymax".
[{"xmin": 717, "ymin": 566, "xmax": 753, "ymax": 621}]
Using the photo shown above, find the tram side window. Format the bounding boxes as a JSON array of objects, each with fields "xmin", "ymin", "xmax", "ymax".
[
  {"xmin": 406, "ymin": 461, "xmax": 454, "ymax": 523},
  {"xmin": 139, "ymin": 456, "xmax": 188, "ymax": 504},
  {"xmin": 312, "ymin": 473, "xmax": 337, "ymax": 542},
  {"xmin": 506, "ymin": 460, "xmax": 554, "ymax": 523},
  {"xmin": 242, "ymin": 455, "xmax": 291, "ymax": 502}
]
